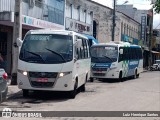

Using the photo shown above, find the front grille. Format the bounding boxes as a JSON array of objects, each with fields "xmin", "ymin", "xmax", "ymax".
[
  {"xmin": 29, "ymin": 72, "xmax": 58, "ymax": 78},
  {"xmin": 30, "ymin": 81, "xmax": 54, "ymax": 88},
  {"xmin": 93, "ymin": 73, "xmax": 106, "ymax": 76},
  {"xmin": 92, "ymin": 67, "xmax": 108, "ymax": 71}
]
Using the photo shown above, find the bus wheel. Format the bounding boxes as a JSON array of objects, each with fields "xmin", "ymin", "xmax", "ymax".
[
  {"xmin": 119, "ymin": 72, "xmax": 123, "ymax": 82},
  {"xmin": 69, "ymin": 80, "xmax": 78, "ymax": 99},
  {"xmin": 23, "ymin": 89, "xmax": 29, "ymax": 97},
  {"xmin": 90, "ymin": 78, "xmax": 94, "ymax": 82},
  {"xmin": 81, "ymin": 84, "xmax": 85, "ymax": 92},
  {"xmin": 136, "ymin": 74, "xmax": 139, "ymax": 78},
  {"xmin": 133, "ymin": 70, "xmax": 138, "ymax": 79},
  {"xmin": 81, "ymin": 75, "xmax": 88, "ymax": 92}
]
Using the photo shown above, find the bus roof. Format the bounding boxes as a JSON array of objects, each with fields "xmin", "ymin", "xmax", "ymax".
[
  {"xmin": 92, "ymin": 41, "xmax": 141, "ymax": 48},
  {"xmin": 26, "ymin": 29, "xmax": 88, "ymax": 39}
]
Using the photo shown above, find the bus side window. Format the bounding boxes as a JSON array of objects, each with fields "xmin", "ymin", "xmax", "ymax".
[
  {"xmin": 119, "ymin": 47, "xmax": 123, "ymax": 62},
  {"xmin": 83, "ymin": 39, "xmax": 89, "ymax": 59}
]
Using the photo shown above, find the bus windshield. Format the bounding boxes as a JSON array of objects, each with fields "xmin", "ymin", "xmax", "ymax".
[
  {"xmin": 90, "ymin": 46, "xmax": 118, "ymax": 63},
  {"xmin": 19, "ymin": 34, "xmax": 73, "ymax": 64}
]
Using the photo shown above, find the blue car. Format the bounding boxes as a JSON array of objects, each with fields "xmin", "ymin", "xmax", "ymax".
[{"xmin": 0, "ymin": 68, "xmax": 8, "ymax": 103}]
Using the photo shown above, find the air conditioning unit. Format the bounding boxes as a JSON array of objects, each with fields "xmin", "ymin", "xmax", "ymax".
[{"xmin": 29, "ymin": 0, "xmax": 35, "ymax": 8}]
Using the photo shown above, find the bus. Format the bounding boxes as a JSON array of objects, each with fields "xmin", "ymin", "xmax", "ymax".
[
  {"xmin": 90, "ymin": 42, "xmax": 143, "ymax": 82},
  {"xmin": 17, "ymin": 29, "xmax": 91, "ymax": 98}
]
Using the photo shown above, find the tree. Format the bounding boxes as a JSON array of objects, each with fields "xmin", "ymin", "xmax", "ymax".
[{"xmin": 153, "ymin": 0, "xmax": 160, "ymax": 13}]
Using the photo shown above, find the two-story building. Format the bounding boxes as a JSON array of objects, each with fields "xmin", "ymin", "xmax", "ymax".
[
  {"xmin": 0, "ymin": 0, "xmax": 65, "ymax": 75},
  {"xmin": 116, "ymin": 5, "xmax": 154, "ymax": 67},
  {"xmin": 65, "ymin": 0, "xmax": 141, "ymax": 44}
]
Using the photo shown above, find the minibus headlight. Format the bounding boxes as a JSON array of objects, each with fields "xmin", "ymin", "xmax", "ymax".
[
  {"xmin": 18, "ymin": 69, "xmax": 28, "ymax": 76},
  {"xmin": 58, "ymin": 72, "xmax": 72, "ymax": 78}
]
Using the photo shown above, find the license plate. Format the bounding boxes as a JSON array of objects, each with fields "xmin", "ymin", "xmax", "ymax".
[{"xmin": 36, "ymin": 78, "xmax": 48, "ymax": 82}]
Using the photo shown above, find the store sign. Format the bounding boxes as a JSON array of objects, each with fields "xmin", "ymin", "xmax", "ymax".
[
  {"xmin": 22, "ymin": 15, "xmax": 64, "ymax": 30},
  {"xmin": 141, "ymin": 16, "xmax": 146, "ymax": 44},
  {"xmin": 65, "ymin": 17, "xmax": 92, "ymax": 35}
]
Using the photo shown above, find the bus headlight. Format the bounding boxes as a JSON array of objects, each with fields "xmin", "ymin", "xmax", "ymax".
[
  {"xmin": 17, "ymin": 69, "xmax": 28, "ymax": 76},
  {"xmin": 110, "ymin": 63, "xmax": 117, "ymax": 69},
  {"xmin": 58, "ymin": 72, "xmax": 72, "ymax": 78}
]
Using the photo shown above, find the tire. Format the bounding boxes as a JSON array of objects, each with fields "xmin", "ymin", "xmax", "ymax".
[
  {"xmin": 81, "ymin": 75, "xmax": 87, "ymax": 92},
  {"xmin": 136, "ymin": 74, "xmax": 139, "ymax": 78},
  {"xmin": 133, "ymin": 70, "xmax": 137, "ymax": 79},
  {"xmin": 81, "ymin": 84, "xmax": 85, "ymax": 92},
  {"xmin": 119, "ymin": 72, "xmax": 123, "ymax": 82},
  {"xmin": 23, "ymin": 89, "xmax": 29, "ymax": 97},
  {"xmin": 68, "ymin": 80, "xmax": 78, "ymax": 99},
  {"xmin": 90, "ymin": 78, "xmax": 94, "ymax": 82}
]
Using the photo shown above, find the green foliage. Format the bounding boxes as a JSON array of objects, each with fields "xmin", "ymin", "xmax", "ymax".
[{"xmin": 153, "ymin": 0, "xmax": 160, "ymax": 13}]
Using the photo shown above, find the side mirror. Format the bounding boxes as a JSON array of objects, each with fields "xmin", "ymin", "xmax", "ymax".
[
  {"xmin": 119, "ymin": 49, "xmax": 123, "ymax": 54},
  {"xmin": 76, "ymin": 39, "xmax": 82, "ymax": 48},
  {"xmin": 16, "ymin": 38, "xmax": 23, "ymax": 47}
]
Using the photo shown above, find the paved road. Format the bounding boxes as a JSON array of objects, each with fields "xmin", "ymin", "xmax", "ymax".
[{"xmin": 0, "ymin": 71, "xmax": 160, "ymax": 120}]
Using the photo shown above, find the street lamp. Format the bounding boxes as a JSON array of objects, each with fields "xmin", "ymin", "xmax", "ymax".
[{"xmin": 111, "ymin": 0, "xmax": 128, "ymax": 41}]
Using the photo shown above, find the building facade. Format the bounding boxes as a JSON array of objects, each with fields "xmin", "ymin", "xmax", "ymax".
[
  {"xmin": 65, "ymin": 0, "xmax": 93, "ymax": 36},
  {"xmin": 116, "ymin": 5, "xmax": 154, "ymax": 67},
  {"xmin": 65, "ymin": 0, "xmax": 140, "ymax": 44},
  {"xmin": 0, "ymin": 0, "xmax": 65, "ymax": 75}
]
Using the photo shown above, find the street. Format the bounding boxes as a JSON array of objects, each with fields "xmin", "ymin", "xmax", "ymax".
[{"xmin": 0, "ymin": 71, "xmax": 160, "ymax": 120}]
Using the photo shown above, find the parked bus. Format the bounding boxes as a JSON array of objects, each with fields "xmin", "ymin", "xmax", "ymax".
[
  {"xmin": 90, "ymin": 42, "xmax": 143, "ymax": 82},
  {"xmin": 17, "ymin": 29, "xmax": 91, "ymax": 98}
]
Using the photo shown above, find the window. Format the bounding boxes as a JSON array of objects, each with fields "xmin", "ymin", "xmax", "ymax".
[
  {"xmin": 70, "ymin": 4, "xmax": 73, "ymax": 18},
  {"xmin": 84, "ymin": 10, "xmax": 87, "ymax": 23},
  {"xmin": 77, "ymin": 6, "xmax": 80, "ymax": 21},
  {"xmin": 74, "ymin": 36, "xmax": 89, "ymax": 60}
]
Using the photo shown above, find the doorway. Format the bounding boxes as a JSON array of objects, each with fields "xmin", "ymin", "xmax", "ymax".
[{"xmin": 93, "ymin": 20, "xmax": 97, "ymax": 39}]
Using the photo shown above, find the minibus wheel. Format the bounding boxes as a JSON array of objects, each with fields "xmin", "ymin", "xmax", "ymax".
[
  {"xmin": 81, "ymin": 75, "xmax": 87, "ymax": 92},
  {"xmin": 90, "ymin": 78, "xmax": 94, "ymax": 82},
  {"xmin": 23, "ymin": 89, "xmax": 29, "ymax": 97},
  {"xmin": 119, "ymin": 71, "xmax": 123, "ymax": 82},
  {"xmin": 133, "ymin": 69, "xmax": 138, "ymax": 79},
  {"xmin": 69, "ymin": 80, "xmax": 78, "ymax": 99}
]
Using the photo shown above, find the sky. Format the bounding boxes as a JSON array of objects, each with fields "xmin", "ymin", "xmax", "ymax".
[{"xmin": 92, "ymin": 0, "xmax": 160, "ymax": 29}]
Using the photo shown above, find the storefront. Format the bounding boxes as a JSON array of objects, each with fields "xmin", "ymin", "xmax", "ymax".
[{"xmin": 0, "ymin": 15, "xmax": 65, "ymax": 75}]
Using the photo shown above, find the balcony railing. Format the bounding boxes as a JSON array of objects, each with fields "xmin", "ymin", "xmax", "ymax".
[{"xmin": 0, "ymin": 0, "xmax": 64, "ymax": 25}]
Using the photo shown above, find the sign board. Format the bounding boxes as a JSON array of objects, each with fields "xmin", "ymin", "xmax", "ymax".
[
  {"xmin": 22, "ymin": 15, "xmax": 64, "ymax": 30},
  {"xmin": 141, "ymin": 16, "xmax": 146, "ymax": 45},
  {"xmin": 65, "ymin": 17, "xmax": 93, "ymax": 35}
]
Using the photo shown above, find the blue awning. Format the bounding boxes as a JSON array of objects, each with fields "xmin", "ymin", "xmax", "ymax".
[{"xmin": 84, "ymin": 34, "xmax": 99, "ymax": 44}]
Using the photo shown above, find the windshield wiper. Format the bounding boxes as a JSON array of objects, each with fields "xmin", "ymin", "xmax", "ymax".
[
  {"xmin": 26, "ymin": 50, "xmax": 45, "ymax": 63},
  {"xmin": 102, "ymin": 55, "xmax": 113, "ymax": 62},
  {"xmin": 45, "ymin": 48, "xmax": 66, "ymax": 62}
]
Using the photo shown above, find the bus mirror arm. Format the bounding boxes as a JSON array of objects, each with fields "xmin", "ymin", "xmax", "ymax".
[
  {"xmin": 16, "ymin": 38, "xmax": 23, "ymax": 47},
  {"xmin": 119, "ymin": 49, "xmax": 123, "ymax": 54}
]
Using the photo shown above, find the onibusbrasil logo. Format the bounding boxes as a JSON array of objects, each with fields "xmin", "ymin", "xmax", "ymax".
[
  {"xmin": 2, "ymin": 108, "xmax": 12, "ymax": 118},
  {"xmin": 1, "ymin": 108, "xmax": 42, "ymax": 118}
]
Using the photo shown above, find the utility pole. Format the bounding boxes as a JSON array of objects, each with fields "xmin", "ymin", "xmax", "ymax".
[
  {"xmin": 11, "ymin": 0, "xmax": 22, "ymax": 85},
  {"xmin": 149, "ymin": 9, "xmax": 153, "ymax": 69},
  {"xmin": 112, "ymin": 0, "xmax": 116, "ymax": 41}
]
